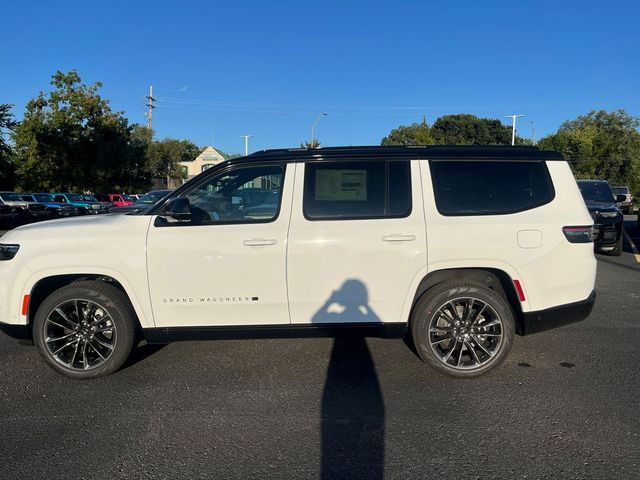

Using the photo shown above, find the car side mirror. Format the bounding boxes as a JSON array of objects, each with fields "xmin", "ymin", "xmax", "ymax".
[
  {"xmin": 162, "ymin": 197, "xmax": 191, "ymax": 223},
  {"xmin": 615, "ymin": 194, "xmax": 626, "ymax": 203}
]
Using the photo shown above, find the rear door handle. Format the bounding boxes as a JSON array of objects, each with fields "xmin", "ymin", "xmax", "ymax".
[
  {"xmin": 243, "ymin": 238, "xmax": 277, "ymax": 246},
  {"xmin": 381, "ymin": 234, "xmax": 416, "ymax": 242}
]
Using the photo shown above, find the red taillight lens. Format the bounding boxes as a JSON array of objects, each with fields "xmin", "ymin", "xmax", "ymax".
[
  {"xmin": 21, "ymin": 295, "xmax": 30, "ymax": 316},
  {"xmin": 563, "ymin": 226, "xmax": 594, "ymax": 243},
  {"xmin": 513, "ymin": 280, "xmax": 526, "ymax": 302}
]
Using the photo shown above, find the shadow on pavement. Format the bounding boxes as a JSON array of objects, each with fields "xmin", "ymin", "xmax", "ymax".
[{"xmin": 321, "ymin": 337, "xmax": 385, "ymax": 480}]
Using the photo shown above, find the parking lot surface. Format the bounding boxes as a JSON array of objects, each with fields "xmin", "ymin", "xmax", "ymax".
[{"xmin": 1, "ymin": 219, "xmax": 639, "ymax": 479}]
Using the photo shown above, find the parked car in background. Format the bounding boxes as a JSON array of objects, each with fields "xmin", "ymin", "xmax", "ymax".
[
  {"xmin": 0, "ymin": 204, "xmax": 20, "ymax": 230},
  {"xmin": 577, "ymin": 180, "xmax": 624, "ymax": 256},
  {"xmin": 611, "ymin": 186, "xmax": 633, "ymax": 214},
  {"xmin": 0, "ymin": 192, "xmax": 51, "ymax": 223},
  {"xmin": 51, "ymin": 193, "xmax": 103, "ymax": 215},
  {"xmin": 79, "ymin": 195, "xmax": 112, "ymax": 214},
  {"xmin": 109, "ymin": 189, "xmax": 173, "ymax": 214},
  {"xmin": 20, "ymin": 194, "xmax": 77, "ymax": 218},
  {"xmin": 94, "ymin": 193, "xmax": 134, "ymax": 207}
]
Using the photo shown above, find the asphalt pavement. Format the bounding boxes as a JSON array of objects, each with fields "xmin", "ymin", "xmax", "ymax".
[{"xmin": 0, "ymin": 220, "xmax": 639, "ymax": 479}]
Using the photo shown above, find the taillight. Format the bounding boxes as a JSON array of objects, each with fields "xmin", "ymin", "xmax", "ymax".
[{"xmin": 563, "ymin": 226, "xmax": 594, "ymax": 243}]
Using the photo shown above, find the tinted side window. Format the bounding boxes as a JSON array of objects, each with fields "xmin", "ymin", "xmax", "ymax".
[
  {"xmin": 184, "ymin": 164, "xmax": 284, "ymax": 225},
  {"xmin": 430, "ymin": 160, "xmax": 554, "ymax": 216},
  {"xmin": 303, "ymin": 161, "xmax": 411, "ymax": 220}
]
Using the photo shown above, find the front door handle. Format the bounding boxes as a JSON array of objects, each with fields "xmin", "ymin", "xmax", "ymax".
[
  {"xmin": 381, "ymin": 234, "xmax": 416, "ymax": 242},
  {"xmin": 243, "ymin": 238, "xmax": 277, "ymax": 246}
]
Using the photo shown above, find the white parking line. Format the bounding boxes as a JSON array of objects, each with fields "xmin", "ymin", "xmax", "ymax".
[{"xmin": 623, "ymin": 228, "xmax": 640, "ymax": 263}]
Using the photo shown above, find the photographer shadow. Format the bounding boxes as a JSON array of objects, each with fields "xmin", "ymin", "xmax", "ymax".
[{"xmin": 313, "ymin": 279, "xmax": 385, "ymax": 479}]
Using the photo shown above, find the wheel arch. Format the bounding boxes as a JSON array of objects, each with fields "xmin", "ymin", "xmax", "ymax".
[
  {"xmin": 410, "ymin": 268, "xmax": 525, "ymax": 335},
  {"xmin": 27, "ymin": 274, "xmax": 146, "ymax": 337}
]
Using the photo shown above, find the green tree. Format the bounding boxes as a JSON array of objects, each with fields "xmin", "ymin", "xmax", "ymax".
[
  {"xmin": 148, "ymin": 138, "xmax": 201, "ymax": 180},
  {"xmin": 431, "ymin": 114, "xmax": 520, "ymax": 145},
  {"xmin": 12, "ymin": 70, "xmax": 145, "ymax": 192},
  {"xmin": 300, "ymin": 139, "xmax": 321, "ymax": 148},
  {"xmin": 381, "ymin": 117, "xmax": 434, "ymax": 145},
  {"xmin": 0, "ymin": 104, "xmax": 17, "ymax": 190},
  {"xmin": 381, "ymin": 114, "xmax": 528, "ymax": 146},
  {"xmin": 538, "ymin": 109, "xmax": 640, "ymax": 190}
]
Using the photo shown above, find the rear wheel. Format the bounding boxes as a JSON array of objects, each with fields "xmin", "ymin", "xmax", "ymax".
[
  {"xmin": 33, "ymin": 281, "xmax": 135, "ymax": 379},
  {"xmin": 411, "ymin": 280, "xmax": 515, "ymax": 377},
  {"xmin": 609, "ymin": 234, "xmax": 623, "ymax": 257}
]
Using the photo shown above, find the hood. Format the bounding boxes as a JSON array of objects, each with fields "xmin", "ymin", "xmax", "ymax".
[{"xmin": 4, "ymin": 213, "xmax": 150, "ymax": 242}]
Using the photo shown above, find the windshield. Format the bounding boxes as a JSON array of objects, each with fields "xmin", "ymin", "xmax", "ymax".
[
  {"xmin": 137, "ymin": 190, "xmax": 171, "ymax": 204},
  {"xmin": 0, "ymin": 192, "xmax": 23, "ymax": 201},
  {"xmin": 65, "ymin": 194, "xmax": 83, "ymax": 202},
  {"xmin": 81, "ymin": 195, "xmax": 98, "ymax": 201},
  {"xmin": 34, "ymin": 194, "xmax": 54, "ymax": 202},
  {"xmin": 578, "ymin": 181, "xmax": 616, "ymax": 203},
  {"xmin": 611, "ymin": 187, "xmax": 629, "ymax": 195}
]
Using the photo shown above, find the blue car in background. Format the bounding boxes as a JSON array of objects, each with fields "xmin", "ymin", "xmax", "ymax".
[
  {"xmin": 51, "ymin": 193, "xmax": 105, "ymax": 215},
  {"xmin": 20, "ymin": 193, "xmax": 78, "ymax": 218}
]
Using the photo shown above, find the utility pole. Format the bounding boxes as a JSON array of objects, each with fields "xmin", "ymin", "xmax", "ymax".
[
  {"xmin": 310, "ymin": 112, "xmax": 327, "ymax": 146},
  {"xmin": 145, "ymin": 85, "xmax": 156, "ymax": 131},
  {"xmin": 531, "ymin": 121, "xmax": 536, "ymax": 146},
  {"xmin": 504, "ymin": 114, "xmax": 525, "ymax": 146},
  {"xmin": 240, "ymin": 135, "xmax": 253, "ymax": 156}
]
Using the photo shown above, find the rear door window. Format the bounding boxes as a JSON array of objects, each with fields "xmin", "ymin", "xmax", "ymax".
[{"xmin": 303, "ymin": 160, "xmax": 411, "ymax": 220}]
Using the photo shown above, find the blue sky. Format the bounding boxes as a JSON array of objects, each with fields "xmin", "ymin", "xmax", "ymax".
[{"xmin": 2, "ymin": 0, "xmax": 639, "ymax": 155}]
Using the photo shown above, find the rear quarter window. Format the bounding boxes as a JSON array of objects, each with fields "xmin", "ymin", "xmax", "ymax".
[{"xmin": 429, "ymin": 160, "xmax": 555, "ymax": 216}]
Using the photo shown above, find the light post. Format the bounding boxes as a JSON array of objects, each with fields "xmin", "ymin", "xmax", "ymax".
[
  {"xmin": 504, "ymin": 114, "xmax": 525, "ymax": 146},
  {"xmin": 240, "ymin": 135, "xmax": 253, "ymax": 156},
  {"xmin": 310, "ymin": 112, "xmax": 327, "ymax": 147}
]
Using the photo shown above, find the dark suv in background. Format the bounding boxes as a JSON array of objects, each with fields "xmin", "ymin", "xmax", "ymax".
[{"xmin": 577, "ymin": 180, "xmax": 624, "ymax": 256}]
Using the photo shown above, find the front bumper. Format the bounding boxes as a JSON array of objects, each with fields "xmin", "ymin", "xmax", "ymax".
[
  {"xmin": 0, "ymin": 321, "xmax": 32, "ymax": 345},
  {"xmin": 520, "ymin": 290, "xmax": 596, "ymax": 335},
  {"xmin": 593, "ymin": 219, "xmax": 622, "ymax": 248}
]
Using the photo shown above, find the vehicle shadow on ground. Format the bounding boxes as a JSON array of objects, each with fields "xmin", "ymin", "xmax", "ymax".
[
  {"xmin": 121, "ymin": 342, "xmax": 166, "ymax": 370},
  {"xmin": 314, "ymin": 280, "xmax": 385, "ymax": 479}
]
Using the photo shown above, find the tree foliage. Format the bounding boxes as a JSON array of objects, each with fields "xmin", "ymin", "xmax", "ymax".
[
  {"xmin": 0, "ymin": 104, "xmax": 17, "ymax": 190},
  {"xmin": 12, "ymin": 71, "xmax": 140, "ymax": 192},
  {"xmin": 538, "ymin": 109, "xmax": 640, "ymax": 190},
  {"xmin": 147, "ymin": 138, "xmax": 201, "ymax": 179},
  {"xmin": 381, "ymin": 118, "xmax": 434, "ymax": 146},
  {"xmin": 382, "ymin": 114, "xmax": 528, "ymax": 146}
]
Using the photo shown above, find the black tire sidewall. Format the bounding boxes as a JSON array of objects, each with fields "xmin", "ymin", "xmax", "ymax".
[
  {"xmin": 33, "ymin": 281, "xmax": 135, "ymax": 379},
  {"xmin": 411, "ymin": 281, "xmax": 515, "ymax": 378}
]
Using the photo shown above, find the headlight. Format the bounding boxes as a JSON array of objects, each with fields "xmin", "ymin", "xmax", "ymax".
[
  {"xmin": 0, "ymin": 244, "xmax": 20, "ymax": 261},
  {"xmin": 600, "ymin": 212, "xmax": 619, "ymax": 218}
]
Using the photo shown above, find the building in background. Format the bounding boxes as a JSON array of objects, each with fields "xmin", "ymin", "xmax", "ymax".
[{"xmin": 179, "ymin": 146, "xmax": 226, "ymax": 182}]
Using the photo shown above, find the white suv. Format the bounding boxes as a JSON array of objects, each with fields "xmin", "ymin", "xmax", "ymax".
[{"xmin": 0, "ymin": 146, "xmax": 597, "ymax": 378}]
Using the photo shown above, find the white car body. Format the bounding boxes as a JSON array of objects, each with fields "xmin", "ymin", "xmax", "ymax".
[{"xmin": 0, "ymin": 146, "xmax": 596, "ymax": 354}]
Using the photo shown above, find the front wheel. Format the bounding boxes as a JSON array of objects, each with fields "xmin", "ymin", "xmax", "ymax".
[
  {"xmin": 33, "ymin": 281, "xmax": 136, "ymax": 379},
  {"xmin": 411, "ymin": 280, "xmax": 515, "ymax": 377}
]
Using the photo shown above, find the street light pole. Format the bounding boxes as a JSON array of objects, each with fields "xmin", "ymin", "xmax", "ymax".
[
  {"xmin": 240, "ymin": 135, "xmax": 253, "ymax": 156},
  {"xmin": 504, "ymin": 114, "xmax": 525, "ymax": 146},
  {"xmin": 310, "ymin": 112, "xmax": 327, "ymax": 146}
]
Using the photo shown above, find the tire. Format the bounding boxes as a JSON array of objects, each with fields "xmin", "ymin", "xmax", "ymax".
[
  {"xmin": 410, "ymin": 280, "xmax": 515, "ymax": 378},
  {"xmin": 33, "ymin": 280, "xmax": 136, "ymax": 379},
  {"xmin": 609, "ymin": 234, "xmax": 623, "ymax": 257}
]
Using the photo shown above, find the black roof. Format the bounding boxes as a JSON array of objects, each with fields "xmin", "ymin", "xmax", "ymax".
[{"xmin": 232, "ymin": 145, "xmax": 564, "ymax": 163}]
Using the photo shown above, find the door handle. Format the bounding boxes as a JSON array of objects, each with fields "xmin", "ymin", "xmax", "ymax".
[
  {"xmin": 243, "ymin": 238, "xmax": 277, "ymax": 246},
  {"xmin": 381, "ymin": 234, "xmax": 416, "ymax": 242}
]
